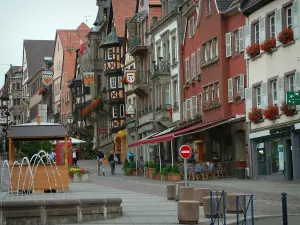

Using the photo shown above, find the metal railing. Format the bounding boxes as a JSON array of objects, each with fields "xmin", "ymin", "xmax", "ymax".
[
  {"xmin": 153, "ymin": 60, "xmax": 171, "ymax": 75},
  {"xmin": 155, "ymin": 104, "xmax": 171, "ymax": 112},
  {"xmin": 129, "ymin": 36, "xmax": 144, "ymax": 51},
  {"xmin": 99, "ymin": 134, "xmax": 113, "ymax": 146},
  {"xmin": 135, "ymin": 70, "xmax": 150, "ymax": 86},
  {"xmin": 138, "ymin": 105, "xmax": 153, "ymax": 117}
]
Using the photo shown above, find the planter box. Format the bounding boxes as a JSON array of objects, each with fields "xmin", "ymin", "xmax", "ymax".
[
  {"xmin": 145, "ymin": 167, "xmax": 150, "ymax": 177},
  {"xmin": 149, "ymin": 168, "xmax": 155, "ymax": 178},
  {"xmin": 132, "ymin": 171, "xmax": 137, "ymax": 176},
  {"xmin": 168, "ymin": 174, "xmax": 181, "ymax": 182},
  {"xmin": 73, "ymin": 174, "xmax": 81, "ymax": 183},
  {"xmin": 81, "ymin": 174, "xmax": 91, "ymax": 183},
  {"xmin": 161, "ymin": 175, "xmax": 168, "ymax": 181}
]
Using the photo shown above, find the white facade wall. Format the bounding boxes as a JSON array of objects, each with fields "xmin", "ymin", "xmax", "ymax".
[
  {"xmin": 22, "ymin": 47, "xmax": 29, "ymax": 121},
  {"xmin": 53, "ymin": 35, "xmax": 63, "ymax": 114},
  {"xmin": 153, "ymin": 19, "xmax": 180, "ymax": 122},
  {"xmin": 245, "ymin": 0, "xmax": 300, "ymax": 130}
]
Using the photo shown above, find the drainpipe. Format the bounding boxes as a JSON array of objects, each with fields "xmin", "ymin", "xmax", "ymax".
[{"xmin": 177, "ymin": 2, "xmax": 183, "ymax": 121}]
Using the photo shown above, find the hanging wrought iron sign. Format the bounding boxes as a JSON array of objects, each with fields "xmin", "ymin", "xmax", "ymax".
[{"xmin": 42, "ymin": 71, "xmax": 54, "ymax": 86}]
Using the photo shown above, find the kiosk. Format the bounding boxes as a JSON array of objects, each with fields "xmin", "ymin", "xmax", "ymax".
[{"xmin": 7, "ymin": 120, "xmax": 69, "ymax": 193}]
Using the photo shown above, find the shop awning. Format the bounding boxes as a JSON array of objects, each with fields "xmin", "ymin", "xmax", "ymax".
[{"xmin": 128, "ymin": 117, "xmax": 238, "ymax": 148}]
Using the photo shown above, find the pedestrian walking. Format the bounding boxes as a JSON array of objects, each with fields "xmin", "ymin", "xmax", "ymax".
[
  {"xmin": 108, "ymin": 151, "xmax": 118, "ymax": 175},
  {"xmin": 97, "ymin": 149, "xmax": 105, "ymax": 176},
  {"xmin": 72, "ymin": 145, "xmax": 78, "ymax": 166}
]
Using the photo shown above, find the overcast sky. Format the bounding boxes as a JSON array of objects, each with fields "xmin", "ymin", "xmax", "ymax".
[{"xmin": 0, "ymin": 0, "xmax": 97, "ymax": 87}]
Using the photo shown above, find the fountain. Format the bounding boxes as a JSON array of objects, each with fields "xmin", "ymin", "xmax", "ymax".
[{"xmin": 0, "ymin": 122, "xmax": 123, "ymax": 225}]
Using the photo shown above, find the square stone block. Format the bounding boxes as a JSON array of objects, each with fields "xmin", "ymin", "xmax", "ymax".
[
  {"xmin": 166, "ymin": 184, "xmax": 176, "ymax": 200},
  {"xmin": 179, "ymin": 187, "xmax": 194, "ymax": 201},
  {"xmin": 178, "ymin": 201, "xmax": 199, "ymax": 224},
  {"xmin": 193, "ymin": 188, "xmax": 210, "ymax": 205},
  {"xmin": 203, "ymin": 196, "xmax": 225, "ymax": 218},
  {"xmin": 226, "ymin": 193, "xmax": 247, "ymax": 213}
]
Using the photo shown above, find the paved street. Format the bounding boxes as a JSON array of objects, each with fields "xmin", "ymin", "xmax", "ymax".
[{"xmin": 1, "ymin": 160, "xmax": 300, "ymax": 224}]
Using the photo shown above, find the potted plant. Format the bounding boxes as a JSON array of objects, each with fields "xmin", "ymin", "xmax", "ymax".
[
  {"xmin": 248, "ymin": 107, "xmax": 263, "ymax": 123},
  {"xmin": 153, "ymin": 166, "xmax": 160, "ymax": 179},
  {"xmin": 246, "ymin": 43, "xmax": 260, "ymax": 58},
  {"xmin": 232, "ymin": 93, "xmax": 242, "ymax": 103},
  {"xmin": 161, "ymin": 167, "xmax": 168, "ymax": 180},
  {"xmin": 280, "ymin": 102, "xmax": 297, "ymax": 116},
  {"xmin": 129, "ymin": 162, "xmax": 137, "ymax": 176},
  {"xmin": 144, "ymin": 161, "xmax": 150, "ymax": 177},
  {"xmin": 202, "ymin": 97, "xmax": 221, "ymax": 111},
  {"xmin": 149, "ymin": 162, "xmax": 156, "ymax": 179},
  {"xmin": 38, "ymin": 86, "xmax": 46, "ymax": 96},
  {"xmin": 263, "ymin": 104, "xmax": 279, "ymax": 121},
  {"xmin": 80, "ymin": 168, "xmax": 91, "ymax": 182},
  {"xmin": 260, "ymin": 37, "xmax": 276, "ymax": 53},
  {"xmin": 167, "ymin": 165, "xmax": 181, "ymax": 181},
  {"xmin": 69, "ymin": 166, "xmax": 81, "ymax": 182},
  {"xmin": 277, "ymin": 28, "xmax": 294, "ymax": 45}
]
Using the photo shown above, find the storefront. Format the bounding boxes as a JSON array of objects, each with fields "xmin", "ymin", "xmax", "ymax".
[{"xmin": 250, "ymin": 123, "xmax": 300, "ymax": 181}]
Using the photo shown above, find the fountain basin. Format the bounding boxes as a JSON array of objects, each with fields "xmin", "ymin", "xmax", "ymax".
[
  {"xmin": 0, "ymin": 197, "xmax": 122, "ymax": 225},
  {"xmin": 9, "ymin": 164, "xmax": 69, "ymax": 193}
]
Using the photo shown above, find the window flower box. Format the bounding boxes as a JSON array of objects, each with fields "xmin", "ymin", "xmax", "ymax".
[
  {"xmin": 248, "ymin": 107, "xmax": 263, "ymax": 123},
  {"xmin": 231, "ymin": 93, "xmax": 242, "ymax": 104},
  {"xmin": 263, "ymin": 104, "xmax": 279, "ymax": 121},
  {"xmin": 280, "ymin": 102, "xmax": 297, "ymax": 116},
  {"xmin": 246, "ymin": 43, "xmax": 260, "ymax": 58},
  {"xmin": 82, "ymin": 107, "xmax": 91, "ymax": 116},
  {"xmin": 202, "ymin": 98, "xmax": 220, "ymax": 111},
  {"xmin": 260, "ymin": 38, "xmax": 276, "ymax": 53},
  {"xmin": 90, "ymin": 98, "xmax": 101, "ymax": 109},
  {"xmin": 277, "ymin": 28, "xmax": 294, "ymax": 45}
]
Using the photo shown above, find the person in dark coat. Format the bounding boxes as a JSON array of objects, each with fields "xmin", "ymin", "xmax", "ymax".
[
  {"xmin": 108, "ymin": 151, "xmax": 117, "ymax": 175},
  {"xmin": 97, "ymin": 149, "xmax": 105, "ymax": 176}
]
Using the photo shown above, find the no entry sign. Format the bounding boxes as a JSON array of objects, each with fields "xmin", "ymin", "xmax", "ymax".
[{"xmin": 179, "ymin": 145, "xmax": 192, "ymax": 159}]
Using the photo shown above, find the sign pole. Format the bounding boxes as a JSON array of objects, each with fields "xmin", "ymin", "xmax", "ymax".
[
  {"xmin": 179, "ymin": 145, "xmax": 192, "ymax": 188},
  {"xmin": 184, "ymin": 158, "xmax": 187, "ymax": 187}
]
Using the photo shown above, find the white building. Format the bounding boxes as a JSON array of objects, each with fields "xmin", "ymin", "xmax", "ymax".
[{"xmin": 242, "ymin": 0, "xmax": 300, "ymax": 181}]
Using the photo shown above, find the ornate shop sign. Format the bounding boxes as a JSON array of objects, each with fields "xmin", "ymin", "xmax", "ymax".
[{"xmin": 270, "ymin": 125, "xmax": 295, "ymax": 135}]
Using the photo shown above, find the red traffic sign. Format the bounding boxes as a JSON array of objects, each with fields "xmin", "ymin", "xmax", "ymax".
[{"xmin": 179, "ymin": 145, "xmax": 192, "ymax": 159}]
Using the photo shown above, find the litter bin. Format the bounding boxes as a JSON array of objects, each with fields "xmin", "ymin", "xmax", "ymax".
[{"xmin": 236, "ymin": 168, "xmax": 245, "ymax": 179}]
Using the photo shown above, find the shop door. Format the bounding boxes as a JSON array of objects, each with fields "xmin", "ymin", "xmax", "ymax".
[
  {"xmin": 269, "ymin": 139, "xmax": 281, "ymax": 174},
  {"xmin": 286, "ymin": 139, "xmax": 293, "ymax": 180}
]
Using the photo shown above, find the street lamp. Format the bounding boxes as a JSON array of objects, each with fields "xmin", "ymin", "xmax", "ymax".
[{"xmin": 48, "ymin": 115, "xmax": 55, "ymax": 123}]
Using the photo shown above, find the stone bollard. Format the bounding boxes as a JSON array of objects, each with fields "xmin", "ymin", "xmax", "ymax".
[
  {"xmin": 178, "ymin": 201, "xmax": 199, "ymax": 224},
  {"xmin": 193, "ymin": 188, "xmax": 210, "ymax": 205},
  {"xmin": 174, "ymin": 182, "xmax": 185, "ymax": 201},
  {"xmin": 226, "ymin": 193, "xmax": 246, "ymax": 213},
  {"xmin": 166, "ymin": 184, "xmax": 176, "ymax": 200},
  {"xmin": 179, "ymin": 187, "xmax": 194, "ymax": 201},
  {"xmin": 211, "ymin": 190, "xmax": 227, "ymax": 202},
  {"xmin": 203, "ymin": 196, "xmax": 225, "ymax": 218}
]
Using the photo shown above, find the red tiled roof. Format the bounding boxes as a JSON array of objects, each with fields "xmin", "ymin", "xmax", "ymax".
[
  {"xmin": 56, "ymin": 23, "xmax": 90, "ymax": 49},
  {"xmin": 112, "ymin": 0, "xmax": 136, "ymax": 37}
]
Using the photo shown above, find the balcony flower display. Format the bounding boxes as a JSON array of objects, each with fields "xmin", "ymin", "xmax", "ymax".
[
  {"xmin": 280, "ymin": 102, "xmax": 296, "ymax": 116},
  {"xmin": 82, "ymin": 107, "xmax": 91, "ymax": 116},
  {"xmin": 202, "ymin": 97, "xmax": 220, "ymax": 111},
  {"xmin": 248, "ymin": 107, "xmax": 263, "ymax": 123},
  {"xmin": 231, "ymin": 93, "xmax": 242, "ymax": 103},
  {"xmin": 246, "ymin": 43, "xmax": 260, "ymax": 58},
  {"xmin": 120, "ymin": 76, "xmax": 128, "ymax": 84},
  {"xmin": 277, "ymin": 28, "xmax": 294, "ymax": 45},
  {"xmin": 263, "ymin": 104, "xmax": 279, "ymax": 121},
  {"xmin": 38, "ymin": 86, "xmax": 46, "ymax": 95},
  {"xmin": 90, "ymin": 98, "xmax": 101, "ymax": 109},
  {"xmin": 260, "ymin": 37, "xmax": 276, "ymax": 53}
]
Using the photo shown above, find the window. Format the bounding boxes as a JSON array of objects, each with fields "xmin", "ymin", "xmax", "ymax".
[
  {"xmin": 272, "ymin": 81, "xmax": 277, "ymax": 103},
  {"xmin": 198, "ymin": 93, "xmax": 202, "ymax": 113},
  {"xmin": 84, "ymin": 86, "xmax": 91, "ymax": 95},
  {"xmin": 110, "ymin": 77, "xmax": 116, "ymax": 89},
  {"xmin": 197, "ymin": 48, "xmax": 201, "ymax": 74},
  {"xmin": 120, "ymin": 104, "xmax": 125, "ymax": 117},
  {"xmin": 173, "ymin": 79, "xmax": 179, "ymax": 107},
  {"xmin": 216, "ymin": 82, "xmax": 220, "ymax": 98},
  {"xmin": 118, "ymin": 76, "xmax": 123, "ymax": 88},
  {"xmin": 210, "ymin": 85, "xmax": 214, "ymax": 99},
  {"xmin": 13, "ymin": 98, "xmax": 20, "ymax": 105},
  {"xmin": 107, "ymin": 48, "xmax": 113, "ymax": 60},
  {"xmin": 188, "ymin": 17, "xmax": 195, "ymax": 38},
  {"xmin": 288, "ymin": 75, "xmax": 295, "ymax": 91},
  {"xmin": 234, "ymin": 30, "xmax": 239, "ymax": 52},
  {"xmin": 269, "ymin": 14, "xmax": 275, "ymax": 38},
  {"xmin": 191, "ymin": 96, "xmax": 197, "ymax": 118},
  {"xmin": 203, "ymin": 37, "xmax": 218, "ymax": 62},
  {"xmin": 205, "ymin": 88, "xmax": 209, "ymax": 101},
  {"xmin": 236, "ymin": 76, "xmax": 241, "ymax": 94},
  {"xmin": 191, "ymin": 53, "xmax": 196, "ymax": 78},
  {"xmin": 112, "ymin": 106, "xmax": 118, "ymax": 118},
  {"xmin": 171, "ymin": 36, "xmax": 177, "ymax": 64},
  {"xmin": 186, "ymin": 99, "xmax": 191, "ymax": 118},
  {"xmin": 254, "ymin": 23, "xmax": 259, "ymax": 43},
  {"xmin": 156, "ymin": 45, "xmax": 161, "ymax": 62},
  {"xmin": 185, "ymin": 57, "xmax": 190, "ymax": 82},
  {"xmin": 165, "ymin": 84, "xmax": 170, "ymax": 107},
  {"xmin": 256, "ymin": 86, "xmax": 261, "ymax": 106},
  {"xmin": 286, "ymin": 6, "xmax": 292, "ymax": 29},
  {"xmin": 12, "ymin": 83, "xmax": 16, "ymax": 91},
  {"xmin": 207, "ymin": 0, "xmax": 212, "ymax": 15}
]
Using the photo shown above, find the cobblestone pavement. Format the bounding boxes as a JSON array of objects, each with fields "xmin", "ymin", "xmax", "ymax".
[{"xmin": 78, "ymin": 160, "xmax": 300, "ymax": 217}]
